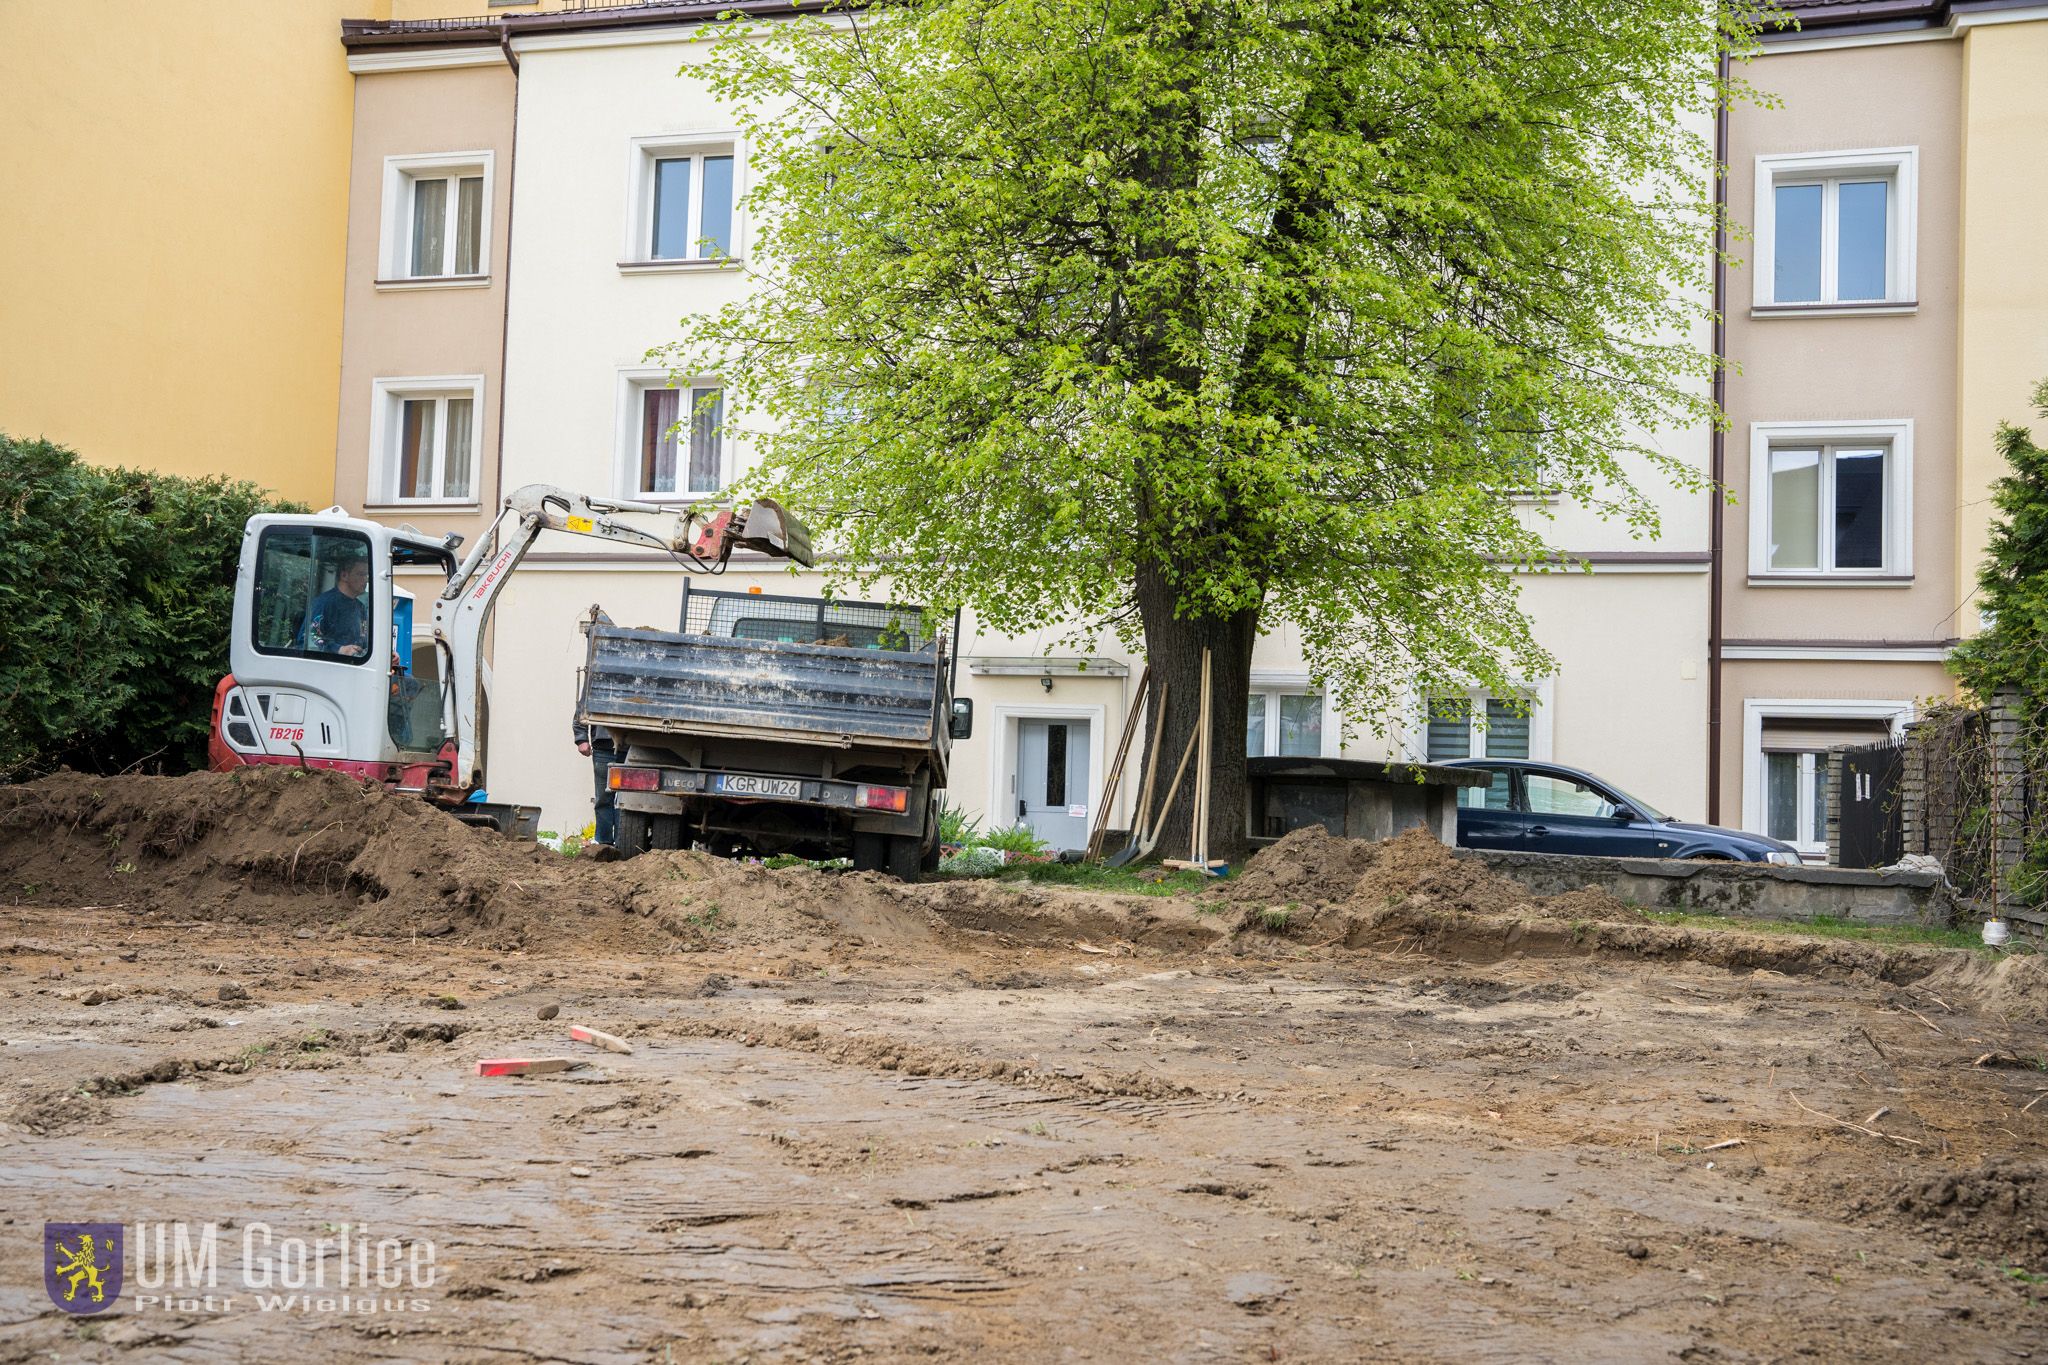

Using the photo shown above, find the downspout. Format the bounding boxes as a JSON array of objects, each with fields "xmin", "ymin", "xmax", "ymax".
[
  {"xmin": 1706, "ymin": 43, "xmax": 1731, "ymax": 824},
  {"xmin": 491, "ymin": 26, "xmax": 520, "ymax": 515}
]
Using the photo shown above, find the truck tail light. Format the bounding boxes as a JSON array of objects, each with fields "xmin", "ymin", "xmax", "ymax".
[
  {"xmin": 856, "ymin": 783, "xmax": 909, "ymax": 812},
  {"xmin": 609, "ymin": 766, "xmax": 661, "ymax": 792}
]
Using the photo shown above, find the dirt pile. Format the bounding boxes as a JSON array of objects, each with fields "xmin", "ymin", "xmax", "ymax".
[
  {"xmin": 1866, "ymin": 1159, "xmax": 2048, "ymax": 1268},
  {"xmin": 0, "ymin": 769, "xmax": 1204, "ymax": 959},
  {"xmin": 0, "ymin": 769, "xmax": 947, "ymax": 953},
  {"xmin": 1224, "ymin": 825, "xmax": 1647, "ymax": 947}
]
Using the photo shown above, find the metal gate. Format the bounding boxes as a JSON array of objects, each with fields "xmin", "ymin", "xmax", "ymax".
[{"xmin": 1838, "ymin": 740, "xmax": 1905, "ymax": 868}]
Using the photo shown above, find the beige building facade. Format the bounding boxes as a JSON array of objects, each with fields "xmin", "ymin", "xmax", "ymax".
[
  {"xmin": 1715, "ymin": 0, "xmax": 2048, "ymax": 855},
  {"xmin": 334, "ymin": 30, "xmax": 518, "ymax": 548}
]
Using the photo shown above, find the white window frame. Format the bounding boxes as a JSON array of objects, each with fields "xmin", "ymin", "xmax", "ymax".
[
  {"xmin": 378, "ymin": 151, "xmax": 494, "ymax": 287},
  {"xmin": 1413, "ymin": 681, "xmax": 1555, "ymax": 764},
  {"xmin": 622, "ymin": 133, "xmax": 744, "ymax": 270},
  {"xmin": 1245, "ymin": 674, "xmax": 1332, "ymax": 759},
  {"xmin": 1740, "ymin": 698, "xmax": 1914, "ymax": 854},
  {"xmin": 614, "ymin": 367, "xmax": 729, "ymax": 501},
  {"xmin": 367, "ymin": 375, "xmax": 485, "ymax": 507},
  {"xmin": 1760, "ymin": 750, "xmax": 1831, "ymax": 854},
  {"xmin": 1747, "ymin": 419, "xmax": 1913, "ymax": 582},
  {"xmin": 1752, "ymin": 147, "xmax": 1917, "ymax": 313}
]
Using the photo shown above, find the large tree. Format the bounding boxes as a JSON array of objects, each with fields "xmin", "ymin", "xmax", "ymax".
[{"xmin": 668, "ymin": 0, "xmax": 1758, "ymax": 857}]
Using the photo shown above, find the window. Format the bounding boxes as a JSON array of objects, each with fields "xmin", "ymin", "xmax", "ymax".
[
  {"xmin": 628, "ymin": 136, "xmax": 739, "ymax": 265},
  {"xmin": 1424, "ymin": 695, "xmax": 1532, "ymax": 763},
  {"xmin": 1743, "ymin": 705, "xmax": 1907, "ymax": 854},
  {"xmin": 1247, "ymin": 690, "xmax": 1323, "ymax": 757},
  {"xmin": 631, "ymin": 380, "xmax": 724, "ymax": 497},
  {"xmin": 370, "ymin": 377, "xmax": 483, "ymax": 505},
  {"xmin": 1455, "ymin": 767, "xmax": 1515, "ymax": 811},
  {"xmin": 1523, "ymin": 772, "xmax": 1619, "ymax": 820},
  {"xmin": 1753, "ymin": 149, "xmax": 1915, "ymax": 310},
  {"xmin": 1748, "ymin": 421, "xmax": 1911, "ymax": 580},
  {"xmin": 1764, "ymin": 750, "xmax": 1829, "ymax": 852},
  {"xmin": 251, "ymin": 527, "xmax": 374, "ymax": 665},
  {"xmin": 379, "ymin": 153, "xmax": 492, "ymax": 285}
]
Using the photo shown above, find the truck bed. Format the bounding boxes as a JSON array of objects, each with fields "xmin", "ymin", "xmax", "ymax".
[{"xmin": 581, "ymin": 621, "xmax": 943, "ymax": 751}]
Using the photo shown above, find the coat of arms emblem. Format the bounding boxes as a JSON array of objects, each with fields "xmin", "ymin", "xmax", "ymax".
[{"xmin": 44, "ymin": 1223, "xmax": 122, "ymax": 1314}]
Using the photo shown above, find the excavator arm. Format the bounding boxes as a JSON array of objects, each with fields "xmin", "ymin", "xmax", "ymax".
[{"xmin": 431, "ymin": 484, "xmax": 811, "ymax": 790}]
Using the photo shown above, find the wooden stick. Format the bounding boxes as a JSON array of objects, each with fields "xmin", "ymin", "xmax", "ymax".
[
  {"xmin": 1700, "ymin": 1138, "xmax": 1746, "ymax": 1152},
  {"xmin": 1129, "ymin": 681, "xmax": 1169, "ymax": 847},
  {"xmin": 477, "ymin": 1058, "xmax": 576, "ymax": 1077},
  {"xmin": 569, "ymin": 1025, "xmax": 634, "ymax": 1055},
  {"xmin": 1086, "ymin": 667, "xmax": 1149, "ymax": 860},
  {"xmin": 1193, "ymin": 648, "xmax": 1212, "ymax": 867},
  {"xmin": 1142, "ymin": 725, "xmax": 1201, "ymax": 862},
  {"xmin": 1897, "ymin": 1005, "xmax": 1947, "ymax": 1036},
  {"xmin": 1788, "ymin": 1092, "xmax": 1923, "ymax": 1147}
]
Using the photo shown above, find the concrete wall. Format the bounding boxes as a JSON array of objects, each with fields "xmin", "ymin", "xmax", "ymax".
[{"xmin": 1469, "ymin": 848, "xmax": 1950, "ymax": 927}]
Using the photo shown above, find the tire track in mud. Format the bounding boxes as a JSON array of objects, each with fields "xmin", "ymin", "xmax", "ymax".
[{"xmin": 647, "ymin": 1013, "xmax": 1207, "ymax": 1107}]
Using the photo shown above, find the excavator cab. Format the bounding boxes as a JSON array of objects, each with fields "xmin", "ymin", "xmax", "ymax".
[{"xmin": 210, "ymin": 508, "xmax": 459, "ymax": 787}]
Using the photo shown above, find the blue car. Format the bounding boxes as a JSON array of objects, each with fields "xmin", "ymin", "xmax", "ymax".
[{"xmin": 1439, "ymin": 758, "xmax": 1805, "ymax": 864}]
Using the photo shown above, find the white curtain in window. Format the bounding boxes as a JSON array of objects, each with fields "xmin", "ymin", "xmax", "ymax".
[
  {"xmin": 688, "ymin": 387, "xmax": 723, "ymax": 493},
  {"xmin": 400, "ymin": 399, "xmax": 436, "ymax": 499},
  {"xmin": 641, "ymin": 388, "xmax": 680, "ymax": 494},
  {"xmin": 454, "ymin": 176, "xmax": 483, "ymax": 275},
  {"xmin": 443, "ymin": 397, "xmax": 473, "ymax": 500},
  {"xmin": 410, "ymin": 178, "xmax": 447, "ymax": 277}
]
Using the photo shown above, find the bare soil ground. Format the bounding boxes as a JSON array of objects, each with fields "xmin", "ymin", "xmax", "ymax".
[{"xmin": 1, "ymin": 768, "xmax": 2044, "ymax": 1363}]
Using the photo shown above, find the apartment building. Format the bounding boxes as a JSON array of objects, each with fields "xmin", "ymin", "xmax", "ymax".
[
  {"xmin": 335, "ymin": 3, "xmax": 1715, "ymax": 840},
  {"xmin": 1714, "ymin": 0, "xmax": 2048, "ymax": 857}
]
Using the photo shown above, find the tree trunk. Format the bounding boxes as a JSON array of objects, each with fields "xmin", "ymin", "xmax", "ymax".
[{"xmin": 1133, "ymin": 557, "xmax": 1259, "ymax": 867}]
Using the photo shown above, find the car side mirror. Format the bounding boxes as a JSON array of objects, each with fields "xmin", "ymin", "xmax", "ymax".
[
  {"xmin": 949, "ymin": 697, "xmax": 974, "ymax": 740},
  {"xmin": 1612, "ymin": 806, "xmax": 1640, "ymax": 824}
]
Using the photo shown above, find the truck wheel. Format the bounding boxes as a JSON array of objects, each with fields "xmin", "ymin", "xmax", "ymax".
[
  {"xmin": 920, "ymin": 803, "xmax": 941, "ymax": 873},
  {"xmin": 615, "ymin": 810, "xmax": 650, "ymax": 857},
  {"xmin": 650, "ymin": 815, "xmax": 685, "ymax": 851},
  {"xmin": 886, "ymin": 834, "xmax": 923, "ymax": 883},
  {"xmin": 852, "ymin": 831, "xmax": 888, "ymax": 873}
]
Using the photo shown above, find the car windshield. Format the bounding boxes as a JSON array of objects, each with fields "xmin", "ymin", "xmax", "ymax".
[{"xmin": 1596, "ymin": 778, "xmax": 1668, "ymax": 823}]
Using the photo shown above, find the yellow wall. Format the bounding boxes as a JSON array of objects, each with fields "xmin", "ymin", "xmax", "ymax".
[
  {"xmin": 0, "ymin": 1, "xmax": 570, "ymax": 504},
  {"xmin": 1955, "ymin": 18, "xmax": 2048, "ymax": 626}
]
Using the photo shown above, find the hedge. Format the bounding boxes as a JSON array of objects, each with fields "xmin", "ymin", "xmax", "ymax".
[{"xmin": 1, "ymin": 434, "xmax": 305, "ymax": 775}]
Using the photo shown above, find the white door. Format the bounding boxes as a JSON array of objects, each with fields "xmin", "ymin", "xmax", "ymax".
[{"xmin": 1016, "ymin": 718, "xmax": 1091, "ymax": 850}]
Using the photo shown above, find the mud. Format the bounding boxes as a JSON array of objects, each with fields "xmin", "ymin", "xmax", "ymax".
[{"xmin": 1, "ymin": 770, "xmax": 2045, "ymax": 1362}]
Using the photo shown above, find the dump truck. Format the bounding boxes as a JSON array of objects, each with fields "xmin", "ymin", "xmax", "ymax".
[{"xmin": 582, "ymin": 581, "xmax": 973, "ymax": 880}]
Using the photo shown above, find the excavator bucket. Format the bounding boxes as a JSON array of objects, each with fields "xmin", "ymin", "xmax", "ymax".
[{"xmin": 733, "ymin": 497, "xmax": 814, "ymax": 567}]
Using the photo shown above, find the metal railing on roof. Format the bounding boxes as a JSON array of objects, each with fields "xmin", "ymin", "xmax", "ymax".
[{"xmin": 341, "ymin": 15, "xmax": 500, "ymax": 36}]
